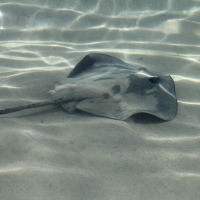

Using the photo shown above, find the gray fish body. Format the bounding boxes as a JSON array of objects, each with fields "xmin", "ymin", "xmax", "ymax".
[{"xmin": 0, "ymin": 53, "xmax": 177, "ymax": 121}]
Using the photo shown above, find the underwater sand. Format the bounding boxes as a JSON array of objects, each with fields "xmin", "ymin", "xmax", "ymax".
[{"xmin": 0, "ymin": 1, "xmax": 200, "ymax": 200}]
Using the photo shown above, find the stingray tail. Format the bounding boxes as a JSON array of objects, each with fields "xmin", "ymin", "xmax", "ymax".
[
  {"xmin": 0, "ymin": 100, "xmax": 55, "ymax": 115},
  {"xmin": 0, "ymin": 97, "xmax": 73, "ymax": 115}
]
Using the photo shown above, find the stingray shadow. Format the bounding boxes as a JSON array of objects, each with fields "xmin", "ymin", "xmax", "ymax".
[{"xmin": 128, "ymin": 113, "xmax": 165, "ymax": 124}]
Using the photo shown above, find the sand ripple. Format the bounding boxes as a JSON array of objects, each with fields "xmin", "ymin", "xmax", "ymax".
[{"xmin": 0, "ymin": 1, "xmax": 200, "ymax": 200}]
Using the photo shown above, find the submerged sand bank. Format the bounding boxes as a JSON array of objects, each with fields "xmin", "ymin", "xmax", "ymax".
[{"xmin": 0, "ymin": 1, "xmax": 200, "ymax": 200}]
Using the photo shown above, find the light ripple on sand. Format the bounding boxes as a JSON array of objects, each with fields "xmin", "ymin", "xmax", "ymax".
[{"xmin": 0, "ymin": 1, "xmax": 200, "ymax": 199}]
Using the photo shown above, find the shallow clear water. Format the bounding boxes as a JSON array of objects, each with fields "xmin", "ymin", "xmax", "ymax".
[{"xmin": 0, "ymin": 1, "xmax": 200, "ymax": 200}]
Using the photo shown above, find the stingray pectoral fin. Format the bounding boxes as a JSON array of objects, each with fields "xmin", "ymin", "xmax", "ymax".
[
  {"xmin": 76, "ymin": 97, "xmax": 132, "ymax": 120},
  {"xmin": 61, "ymin": 101, "xmax": 78, "ymax": 112},
  {"xmin": 68, "ymin": 53, "xmax": 131, "ymax": 78}
]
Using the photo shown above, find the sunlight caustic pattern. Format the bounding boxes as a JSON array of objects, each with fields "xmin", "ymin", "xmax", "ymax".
[{"xmin": 0, "ymin": 1, "xmax": 200, "ymax": 200}]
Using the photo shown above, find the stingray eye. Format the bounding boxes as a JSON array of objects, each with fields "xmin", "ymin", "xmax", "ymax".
[
  {"xmin": 139, "ymin": 67, "xmax": 147, "ymax": 72},
  {"xmin": 149, "ymin": 76, "xmax": 159, "ymax": 84}
]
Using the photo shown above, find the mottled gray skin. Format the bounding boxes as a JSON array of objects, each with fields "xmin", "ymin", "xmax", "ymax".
[{"xmin": 0, "ymin": 54, "xmax": 177, "ymax": 121}]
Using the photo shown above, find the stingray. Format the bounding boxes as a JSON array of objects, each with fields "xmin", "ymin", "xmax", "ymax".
[{"xmin": 0, "ymin": 53, "xmax": 177, "ymax": 120}]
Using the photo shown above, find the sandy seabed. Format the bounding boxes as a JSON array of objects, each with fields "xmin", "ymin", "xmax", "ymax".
[{"xmin": 0, "ymin": 1, "xmax": 200, "ymax": 200}]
